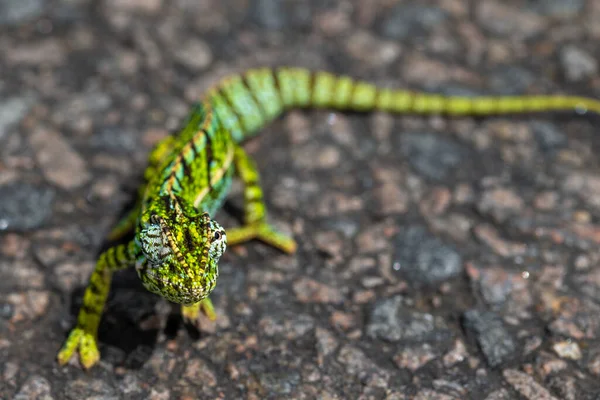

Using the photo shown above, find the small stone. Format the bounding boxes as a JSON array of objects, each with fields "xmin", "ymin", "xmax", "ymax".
[
  {"xmin": 443, "ymin": 339, "xmax": 468, "ymax": 367},
  {"xmin": 0, "ymin": 0, "xmax": 45, "ymax": 26},
  {"xmin": 484, "ymin": 389, "xmax": 512, "ymax": 400},
  {"xmin": 393, "ymin": 343, "xmax": 437, "ymax": 371},
  {"xmin": 378, "ymin": 3, "xmax": 448, "ymax": 40},
  {"xmin": 463, "ymin": 309, "xmax": 517, "ymax": 367},
  {"xmin": 315, "ymin": 328, "xmax": 338, "ymax": 364},
  {"xmin": 560, "ymin": 45, "xmax": 598, "ymax": 82},
  {"xmin": 6, "ymin": 39, "xmax": 66, "ymax": 66},
  {"xmin": 90, "ymin": 127, "xmax": 137, "ymax": 153},
  {"xmin": 367, "ymin": 296, "xmax": 451, "ymax": 342},
  {"xmin": 399, "ymin": 132, "xmax": 469, "ymax": 182},
  {"xmin": 502, "ymin": 369, "xmax": 559, "ymax": 400},
  {"xmin": 184, "ymin": 359, "xmax": 218, "ymax": 387},
  {"xmin": 488, "ymin": 65, "xmax": 535, "ymax": 95},
  {"xmin": 476, "ymin": 1, "xmax": 546, "ymax": 38},
  {"xmin": 53, "ymin": 260, "xmax": 94, "ymax": 293},
  {"xmin": 13, "ymin": 375, "xmax": 54, "ymax": 400},
  {"xmin": 0, "ymin": 97, "xmax": 33, "ymax": 140},
  {"xmin": 548, "ymin": 298, "xmax": 600, "ymax": 339},
  {"xmin": 477, "ymin": 188, "xmax": 524, "ymax": 223},
  {"xmin": 532, "ymin": 122, "xmax": 567, "ymax": 154},
  {"xmin": 337, "ymin": 345, "xmax": 390, "ymax": 388},
  {"xmin": 0, "ymin": 182, "xmax": 54, "ymax": 232},
  {"xmin": 466, "ymin": 264, "xmax": 527, "ymax": 306},
  {"xmin": 473, "ymin": 224, "xmax": 526, "ymax": 258},
  {"xmin": 174, "ymin": 39, "xmax": 213, "ymax": 71},
  {"xmin": 251, "ymin": 0, "xmax": 287, "ymax": 29},
  {"xmin": 392, "ymin": 225, "xmax": 463, "ymax": 285},
  {"xmin": 546, "ymin": 374, "xmax": 578, "ymax": 400},
  {"xmin": 344, "ymin": 30, "xmax": 400, "ymax": 67},
  {"xmin": 528, "ymin": 0, "xmax": 585, "ymax": 17},
  {"xmin": 292, "ymin": 278, "xmax": 344, "ymax": 304},
  {"xmin": 29, "ymin": 128, "xmax": 91, "ymax": 189},
  {"xmin": 374, "ymin": 182, "xmax": 409, "ymax": 214},
  {"xmin": 105, "ymin": 0, "xmax": 162, "ymax": 13},
  {"xmin": 552, "ymin": 340, "xmax": 582, "ymax": 360},
  {"xmin": 4, "ymin": 290, "xmax": 50, "ymax": 323},
  {"xmin": 65, "ymin": 378, "xmax": 119, "ymax": 399}
]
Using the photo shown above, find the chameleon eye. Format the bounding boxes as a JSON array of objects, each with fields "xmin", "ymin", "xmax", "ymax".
[{"xmin": 213, "ymin": 231, "xmax": 222, "ymax": 241}]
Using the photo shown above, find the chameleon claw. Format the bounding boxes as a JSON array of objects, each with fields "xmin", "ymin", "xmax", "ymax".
[
  {"xmin": 57, "ymin": 327, "xmax": 100, "ymax": 369},
  {"xmin": 226, "ymin": 222, "xmax": 297, "ymax": 254},
  {"xmin": 181, "ymin": 298, "xmax": 217, "ymax": 323}
]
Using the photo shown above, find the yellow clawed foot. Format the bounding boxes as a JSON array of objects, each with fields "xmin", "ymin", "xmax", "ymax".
[
  {"xmin": 226, "ymin": 223, "xmax": 297, "ymax": 254},
  {"xmin": 57, "ymin": 327, "xmax": 100, "ymax": 369},
  {"xmin": 181, "ymin": 298, "xmax": 217, "ymax": 324}
]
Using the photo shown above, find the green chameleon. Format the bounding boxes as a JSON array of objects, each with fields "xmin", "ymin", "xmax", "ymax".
[{"xmin": 57, "ymin": 67, "xmax": 600, "ymax": 369}]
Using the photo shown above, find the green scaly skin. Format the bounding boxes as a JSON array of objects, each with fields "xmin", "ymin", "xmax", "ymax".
[{"xmin": 57, "ymin": 67, "xmax": 600, "ymax": 369}]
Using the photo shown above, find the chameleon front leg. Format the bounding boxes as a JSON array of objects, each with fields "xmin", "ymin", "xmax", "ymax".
[
  {"xmin": 226, "ymin": 145, "xmax": 297, "ymax": 254},
  {"xmin": 181, "ymin": 298, "xmax": 216, "ymax": 323},
  {"xmin": 107, "ymin": 135, "xmax": 179, "ymax": 241},
  {"xmin": 57, "ymin": 241, "xmax": 137, "ymax": 369}
]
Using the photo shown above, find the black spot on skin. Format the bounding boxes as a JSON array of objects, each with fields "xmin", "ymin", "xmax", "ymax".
[{"xmin": 184, "ymin": 229, "xmax": 195, "ymax": 251}]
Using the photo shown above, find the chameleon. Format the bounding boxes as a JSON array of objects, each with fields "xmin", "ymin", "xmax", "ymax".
[{"xmin": 56, "ymin": 66, "xmax": 600, "ymax": 369}]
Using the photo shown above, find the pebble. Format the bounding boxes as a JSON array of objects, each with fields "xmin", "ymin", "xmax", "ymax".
[
  {"xmin": 398, "ymin": 132, "xmax": 469, "ymax": 182},
  {"xmin": 0, "ymin": 0, "xmax": 45, "ymax": 26},
  {"xmin": 29, "ymin": 128, "xmax": 91, "ymax": 189},
  {"xmin": 392, "ymin": 225, "xmax": 463, "ymax": 285},
  {"xmin": 173, "ymin": 38, "xmax": 213, "ymax": 71},
  {"xmin": 476, "ymin": 1, "xmax": 546, "ymax": 38},
  {"xmin": 367, "ymin": 296, "xmax": 451, "ymax": 342},
  {"xmin": 0, "ymin": 97, "xmax": 33, "ymax": 140},
  {"xmin": 13, "ymin": 375, "xmax": 54, "ymax": 400},
  {"xmin": 0, "ymin": 182, "xmax": 54, "ymax": 232},
  {"xmin": 528, "ymin": 0, "xmax": 585, "ymax": 17},
  {"xmin": 559, "ymin": 45, "xmax": 598, "ymax": 82},
  {"xmin": 462, "ymin": 309, "xmax": 517, "ymax": 367},
  {"xmin": 502, "ymin": 369, "xmax": 559, "ymax": 400},
  {"xmin": 393, "ymin": 343, "xmax": 438, "ymax": 371},
  {"xmin": 336, "ymin": 345, "xmax": 390, "ymax": 388},
  {"xmin": 251, "ymin": 0, "xmax": 287, "ymax": 29},
  {"xmin": 531, "ymin": 121, "xmax": 567, "ymax": 154},
  {"xmin": 552, "ymin": 340, "xmax": 581, "ymax": 360},
  {"xmin": 292, "ymin": 278, "xmax": 344, "ymax": 304},
  {"xmin": 378, "ymin": 3, "xmax": 448, "ymax": 41},
  {"xmin": 4, "ymin": 290, "xmax": 50, "ymax": 323}
]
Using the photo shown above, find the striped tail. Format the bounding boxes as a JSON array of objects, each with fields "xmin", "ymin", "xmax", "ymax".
[{"xmin": 204, "ymin": 67, "xmax": 600, "ymax": 143}]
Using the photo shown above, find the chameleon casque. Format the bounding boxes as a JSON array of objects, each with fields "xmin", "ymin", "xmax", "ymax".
[{"xmin": 57, "ymin": 67, "xmax": 600, "ymax": 369}]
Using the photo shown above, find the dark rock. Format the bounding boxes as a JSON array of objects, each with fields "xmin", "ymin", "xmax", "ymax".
[
  {"xmin": 0, "ymin": 97, "xmax": 32, "ymax": 140},
  {"xmin": 378, "ymin": 3, "xmax": 448, "ymax": 40},
  {"xmin": 559, "ymin": 45, "xmax": 598, "ymax": 83},
  {"xmin": 527, "ymin": 0, "xmax": 585, "ymax": 17},
  {"xmin": 392, "ymin": 225, "xmax": 463, "ymax": 285},
  {"xmin": 399, "ymin": 132, "xmax": 469, "ymax": 182},
  {"xmin": 532, "ymin": 121, "xmax": 567, "ymax": 154},
  {"xmin": 367, "ymin": 296, "xmax": 451, "ymax": 342},
  {"xmin": 0, "ymin": 183, "xmax": 54, "ymax": 232},
  {"xmin": 0, "ymin": 0, "xmax": 46, "ymax": 26},
  {"xmin": 13, "ymin": 375, "xmax": 54, "ymax": 400},
  {"xmin": 488, "ymin": 65, "xmax": 535, "ymax": 95},
  {"xmin": 91, "ymin": 127, "xmax": 138, "ymax": 153},
  {"xmin": 251, "ymin": 0, "xmax": 287, "ymax": 30},
  {"xmin": 463, "ymin": 309, "xmax": 517, "ymax": 367}
]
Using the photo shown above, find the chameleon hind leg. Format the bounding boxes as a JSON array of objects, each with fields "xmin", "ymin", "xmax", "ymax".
[
  {"xmin": 226, "ymin": 145, "xmax": 297, "ymax": 253},
  {"xmin": 57, "ymin": 241, "xmax": 137, "ymax": 369},
  {"xmin": 107, "ymin": 135, "xmax": 178, "ymax": 241}
]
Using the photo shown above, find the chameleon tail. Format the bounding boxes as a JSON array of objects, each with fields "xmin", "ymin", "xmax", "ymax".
[{"xmin": 205, "ymin": 67, "xmax": 600, "ymax": 143}]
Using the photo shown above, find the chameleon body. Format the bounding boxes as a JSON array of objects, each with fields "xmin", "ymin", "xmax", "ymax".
[{"xmin": 57, "ymin": 67, "xmax": 600, "ymax": 369}]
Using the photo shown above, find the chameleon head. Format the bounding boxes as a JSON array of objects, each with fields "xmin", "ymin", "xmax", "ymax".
[{"xmin": 136, "ymin": 210, "xmax": 227, "ymax": 305}]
